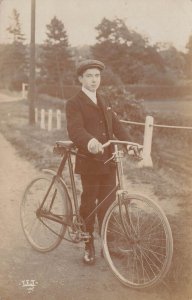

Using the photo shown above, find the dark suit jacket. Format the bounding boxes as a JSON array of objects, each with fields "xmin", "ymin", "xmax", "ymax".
[{"xmin": 65, "ymin": 90, "xmax": 129, "ymax": 175}]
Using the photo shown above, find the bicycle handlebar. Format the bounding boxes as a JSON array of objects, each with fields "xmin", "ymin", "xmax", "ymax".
[
  {"xmin": 102, "ymin": 140, "xmax": 143, "ymax": 149},
  {"xmin": 102, "ymin": 140, "xmax": 143, "ymax": 162},
  {"xmin": 53, "ymin": 140, "xmax": 143, "ymax": 161}
]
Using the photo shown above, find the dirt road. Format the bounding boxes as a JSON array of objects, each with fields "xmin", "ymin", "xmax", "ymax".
[
  {"xmin": 0, "ymin": 92, "xmax": 22, "ymax": 103},
  {"xmin": 0, "ymin": 131, "xmax": 177, "ymax": 300}
]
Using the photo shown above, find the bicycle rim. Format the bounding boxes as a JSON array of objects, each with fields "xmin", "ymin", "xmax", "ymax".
[
  {"xmin": 102, "ymin": 194, "xmax": 173, "ymax": 288},
  {"xmin": 21, "ymin": 175, "xmax": 71, "ymax": 252}
]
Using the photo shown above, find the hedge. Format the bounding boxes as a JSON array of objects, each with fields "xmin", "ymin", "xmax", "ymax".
[{"xmin": 37, "ymin": 83, "xmax": 192, "ymax": 101}]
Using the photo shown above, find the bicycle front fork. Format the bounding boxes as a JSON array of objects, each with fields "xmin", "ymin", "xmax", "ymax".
[{"xmin": 117, "ymin": 190, "xmax": 135, "ymax": 242}]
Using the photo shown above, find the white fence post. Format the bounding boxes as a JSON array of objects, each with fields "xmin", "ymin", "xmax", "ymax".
[
  {"xmin": 139, "ymin": 116, "xmax": 154, "ymax": 167},
  {"xmin": 40, "ymin": 109, "xmax": 45, "ymax": 129},
  {"xmin": 22, "ymin": 83, "xmax": 28, "ymax": 99},
  {"xmin": 35, "ymin": 108, "xmax": 38, "ymax": 123},
  {"xmin": 48, "ymin": 109, "xmax": 53, "ymax": 131},
  {"xmin": 56, "ymin": 109, "xmax": 61, "ymax": 130}
]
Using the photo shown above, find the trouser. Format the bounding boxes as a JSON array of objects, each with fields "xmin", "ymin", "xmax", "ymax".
[{"xmin": 79, "ymin": 170, "xmax": 116, "ymax": 234}]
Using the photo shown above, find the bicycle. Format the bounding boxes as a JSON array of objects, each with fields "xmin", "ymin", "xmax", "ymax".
[{"xmin": 20, "ymin": 139, "xmax": 173, "ymax": 289}]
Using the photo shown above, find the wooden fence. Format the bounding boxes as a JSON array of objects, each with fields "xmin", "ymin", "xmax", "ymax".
[
  {"xmin": 34, "ymin": 107, "xmax": 192, "ymax": 168},
  {"xmin": 35, "ymin": 108, "xmax": 62, "ymax": 131}
]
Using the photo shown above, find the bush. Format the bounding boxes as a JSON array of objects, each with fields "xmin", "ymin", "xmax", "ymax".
[
  {"xmin": 37, "ymin": 83, "xmax": 80, "ymax": 99},
  {"xmin": 9, "ymin": 73, "xmax": 28, "ymax": 91},
  {"xmin": 36, "ymin": 94, "xmax": 66, "ymax": 110},
  {"xmin": 100, "ymin": 68, "xmax": 123, "ymax": 86},
  {"xmin": 100, "ymin": 85, "xmax": 145, "ymax": 119},
  {"xmin": 141, "ymin": 64, "xmax": 176, "ymax": 85},
  {"xmin": 99, "ymin": 85, "xmax": 146, "ymax": 143},
  {"xmin": 125, "ymin": 83, "xmax": 192, "ymax": 100}
]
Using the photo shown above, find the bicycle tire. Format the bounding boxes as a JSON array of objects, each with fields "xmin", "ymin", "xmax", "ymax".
[
  {"xmin": 101, "ymin": 193, "xmax": 173, "ymax": 288},
  {"xmin": 20, "ymin": 173, "xmax": 72, "ymax": 252}
]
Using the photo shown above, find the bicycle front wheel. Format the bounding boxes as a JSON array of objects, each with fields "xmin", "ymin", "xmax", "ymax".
[
  {"xmin": 21, "ymin": 174, "xmax": 71, "ymax": 252},
  {"xmin": 101, "ymin": 194, "xmax": 173, "ymax": 289}
]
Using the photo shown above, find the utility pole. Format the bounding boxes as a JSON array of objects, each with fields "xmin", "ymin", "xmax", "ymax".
[
  {"xmin": 28, "ymin": 0, "xmax": 36, "ymax": 124},
  {"xmin": 0, "ymin": 1, "xmax": 4, "ymax": 43}
]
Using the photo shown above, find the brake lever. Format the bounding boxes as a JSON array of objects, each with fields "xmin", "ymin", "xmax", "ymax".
[{"xmin": 104, "ymin": 153, "xmax": 115, "ymax": 165}]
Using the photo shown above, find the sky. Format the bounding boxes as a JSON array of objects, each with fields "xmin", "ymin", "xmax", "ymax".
[{"xmin": 0, "ymin": 0, "xmax": 192, "ymax": 51}]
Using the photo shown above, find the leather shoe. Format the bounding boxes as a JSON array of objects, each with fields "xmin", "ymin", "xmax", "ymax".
[{"xmin": 83, "ymin": 237, "xmax": 95, "ymax": 265}]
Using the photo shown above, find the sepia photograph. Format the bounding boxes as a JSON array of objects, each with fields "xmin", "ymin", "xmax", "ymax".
[{"xmin": 0, "ymin": 0, "xmax": 192, "ymax": 299}]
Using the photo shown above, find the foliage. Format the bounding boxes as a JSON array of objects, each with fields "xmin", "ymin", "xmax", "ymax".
[
  {"xmin": 91, "ymin": 17, "xmax": 191, "ymax": 85},
  {"xmin": 92, "ymin": 18, "xmax": 168, "ymax": 85},
  {"xmin": 158, "ymin": 44, "xmax": 186, "ymax": 82},
  {"xmin": 100, "ymin": 68, "xmax": 123, "ymax": 86},
  {"xmin": 185, "ymin": 35, "xmax": 192, "ymax": 78},
  {"xmin": 0, "ymin": 9, "xmax": 27, "ymax": 90},
  {"xmin": 37, "ymin": 83, "xmax": 80, "ymax": 99},
  {"xmin": 37, "ymin": 81, "xmax": 192, "ymax": 102},
  {"xmin": 6, "ymin": 9, "xmax": 25, "ymax": 43},
  {"xmin": 125, "ymin": 83, "xmax": 192, "ymax": 100},
  {"xmin": 160, "ymin": 46, "xmax": 186, "ymax": 74},
  {"xmin": 71, "ymin": 45, "xmax": 93, "ymax": 61},
  {"xmin": 140, "ymin": 64, "xmax": 176, "ymax": 85},
  {"xmin": 39, "ymin": 16, "xmax": 75, "ymax": 98},
  {"xmin": 100, "ymin": 85, "xmax": 145, "ymax": 120},
  {"xmin": 99, "ymin": 85, "xmax": 145, "ymax": 142}
]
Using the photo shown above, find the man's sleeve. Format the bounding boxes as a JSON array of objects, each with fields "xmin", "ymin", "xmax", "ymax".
[{"xmin": 65, "ymin": 100, "xmax": 93, "ymax": 150}]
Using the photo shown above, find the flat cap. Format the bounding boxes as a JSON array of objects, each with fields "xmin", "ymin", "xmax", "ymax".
[{"xmin": 77, "ymin": 59, "xmax": 105, "ymax": 75}]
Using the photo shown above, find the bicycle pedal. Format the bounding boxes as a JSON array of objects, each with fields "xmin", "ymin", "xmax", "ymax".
[{"xmin": 81, "ymin": 232, "xmax": 91, "ymax": 242}]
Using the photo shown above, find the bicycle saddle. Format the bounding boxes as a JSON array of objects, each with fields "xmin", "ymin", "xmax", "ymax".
[{"xmin": 55, "ymin": 140, "xmax": 74, "ymax": 149}]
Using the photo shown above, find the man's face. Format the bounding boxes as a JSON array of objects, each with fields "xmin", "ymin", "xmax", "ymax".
[{"xmin": 78, "ymin": 68, "xmax": 101, "ymax": 92}]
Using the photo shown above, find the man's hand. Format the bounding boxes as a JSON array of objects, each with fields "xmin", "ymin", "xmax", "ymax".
[
  {"xmin": 88, "ymin": 138, "xmax": 103, "ymax": 154},
  {"xmin": 127, "ymin": 145, "xmax": 143, "ymax": 160}
]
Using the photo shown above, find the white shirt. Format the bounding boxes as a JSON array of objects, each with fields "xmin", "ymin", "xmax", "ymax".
[{"xmin": 82, "ymin": 86, "xmax": 97, "ymax": 104}]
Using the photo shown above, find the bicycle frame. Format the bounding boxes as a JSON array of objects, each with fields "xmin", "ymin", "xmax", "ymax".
[
  {"xmin": 38, "ymin": 140, "xmax": 141, "ymax": 232},
  {"xmin": 64, "ymin": 142, "xmax": 129, "ymax": 225},
  {"xmin": 62, "ymin": 147, "xmax": 120, "ymax": 224}
]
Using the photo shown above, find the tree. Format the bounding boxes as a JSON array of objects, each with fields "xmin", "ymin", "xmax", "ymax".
[
  {"xmin": 92, "ymin": 18, "xmax": 165, "ymax": 84},
  {"xmin": 186, "ymin": 35, "xmax": 192, "ymax": 78},
  {"xmin": 159, "ymin": 44, "xmax": 186, "ymax": 79},
  {"xmin": 7, "ymin": 9, "xmax": 25, "ymax": 43},
  {"xmin": 92, "ymin": 18, "xmax": 133, "ymax": 82},
  {"xmin": 39, "ymin": 16, "xmax": 74, "ymax": 98},
  {"xmin": 0, "ymin": 9, "xmax": 27, "ymax": 90}
]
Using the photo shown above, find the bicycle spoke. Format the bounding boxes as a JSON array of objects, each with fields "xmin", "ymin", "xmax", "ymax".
[
  {"xmin": 122, "ymin": 203, "xmax": 138, "ymax": 237},
  {"xmin": 137, "ymin": 248, "xmax": 150, "ymax": 283},
  {"xmin": 112, "ymin": 211, "xmax": 124, "ymax": 229},
  {"xmin": 138, "ymin": 248, "xmax": 158, "ymax": 277},
  {"xmin": 108, "ymin": 215, "xmax": 128, "ymax": 238},
  {"xmin": 140, "ymin": 244, "xmax": 166, "ymax": 262},
  {"xmin": 21, "ymin": 175, "xmax": 71, "ymax": 252},
  {"xmin": 23, "ymin": 214, "xmax": 37, "ymax": 232},
  {"xmin": 102, "ymin": 195, "xmax": 173, "ymax": 288},
  {"xmin": 107, "ymin": 227, "xmax": 126, "ymax": 238},
  {"xmin": 135, "ymin": 205, "xmax": 141, "ymax": 237},
  {"xmin": 138, "ymin": 245, "xmax": 163, "ymax": 274},
  {"xmin": 137, "ymin": 248, "xmax": 154, "ymax": 282},
  {"xmin": 144, "ymin": 242, "xmax": 166, "ymax": 250}
]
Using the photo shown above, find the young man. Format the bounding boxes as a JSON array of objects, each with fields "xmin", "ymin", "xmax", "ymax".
[{"xmin": 66, "ymin": 59, "xmax": 130, "ymax": 265}]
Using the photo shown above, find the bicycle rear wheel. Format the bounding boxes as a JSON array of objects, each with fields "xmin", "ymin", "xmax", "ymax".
[
  {"xmin": 101, "ymin": 194, "xmax": 173, "ymax": 288},
  {"xmin": 21, "ymin": 173, "xmax": 71, "ymax": 252}
]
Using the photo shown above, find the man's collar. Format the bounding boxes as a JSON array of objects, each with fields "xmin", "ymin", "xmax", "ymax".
[{"xmin": 82, "ymin": 86, "xmax": 97, "ymax": 103}]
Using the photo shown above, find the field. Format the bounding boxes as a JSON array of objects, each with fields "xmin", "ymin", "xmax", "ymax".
[
  {"xmin": 144, "ymin": 98, "xmax": 192, "ymax": 117},
  {"xmin": 0, "ymin": 93, "xmax": 192, "ymax": 299}
]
